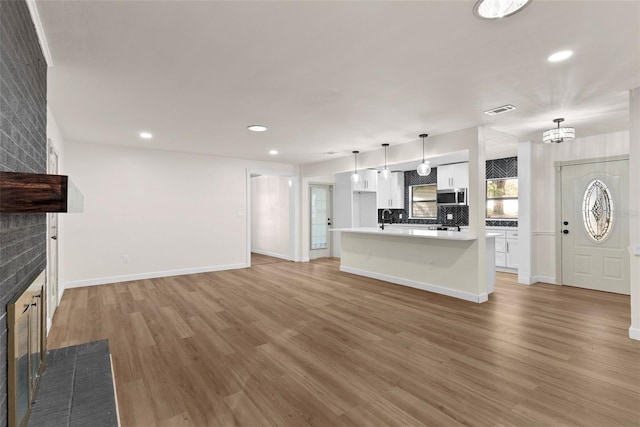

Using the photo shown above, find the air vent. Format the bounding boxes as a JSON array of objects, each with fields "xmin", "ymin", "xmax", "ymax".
[{"xmin": 484, "ymin": 104, "xmax": 517, "ymax": 116}]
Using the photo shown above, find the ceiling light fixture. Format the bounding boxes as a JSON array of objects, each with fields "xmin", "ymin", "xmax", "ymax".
[
  {"xmin": 543, "ymin": 118, "xmax": 575, "ymax": 143},
  {"xmin": 139, "ymin": 131, "xmax": 152, "ymax": 139},
  {"xmin": 247, "ymin": 125, "xmax": 267, "ymax": 132},
  {"xmin": 269, "ymin": 150, "xmax": 278, "ymax": 155},
  {"xmin": 473, "ymin": 0, "xmax": 531, "ymax": 19},
  {"xmin": 351, "ymin": 151, "xmax": 360, "ymax": 183},
  {"xmin": 416, "ymin": 134, "xmax": 431, "ymax": 177},
  {"xmin": 380, "ymin": 143, "xmax": 390, "ymax": 180},
  {"xmin": 548, "ymin": 50, "xmax": 573, "ymax": 62}
]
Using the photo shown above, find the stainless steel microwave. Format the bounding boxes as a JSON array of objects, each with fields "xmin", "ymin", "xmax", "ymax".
[{"xmin": 437, "ymin": 188, "xmax": 467, "ymax": 205}]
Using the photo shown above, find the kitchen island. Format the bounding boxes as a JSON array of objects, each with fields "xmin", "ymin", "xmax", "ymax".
[{"xmin": 332, "ymin": 227, "xmax": 497, "ymax": 303}]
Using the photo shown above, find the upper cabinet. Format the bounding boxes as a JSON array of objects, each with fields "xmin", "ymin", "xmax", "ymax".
[
  {"xmin": 377, "ymin": 172, "xmax": 404, "ymax": 209},
  {"xmin": 353, "ymin": 169, "xmax": 378, "ymax": 192},
  {"xmin": 437, "ymin": 162, "xmax": 469, "ymax": 190}
]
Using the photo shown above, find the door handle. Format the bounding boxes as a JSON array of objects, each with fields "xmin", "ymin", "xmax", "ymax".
[
  {"xmin": 51, "ymin": 235, "xmax": 57, "ymax": 240},
  {"xmin": 563, "ymin": 230, "xmax": 569, "ymax": 234}
]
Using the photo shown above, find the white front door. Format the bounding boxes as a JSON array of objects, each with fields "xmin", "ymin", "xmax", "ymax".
[
  {"xmin": 310, "ymin": 185, "xmax": 332, "ymax": 259},
  {"xmin": 47, "ymin": 142, "xmax": 60, "ymax": 328},
  {"xmin": 561, "ymin": 159, "xmax": 629, "ymax": 294}
]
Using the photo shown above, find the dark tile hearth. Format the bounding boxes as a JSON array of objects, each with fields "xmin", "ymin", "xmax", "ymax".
[{"xmin": 27, "ymin": 340, "xmax": 118, "ymax": 427}]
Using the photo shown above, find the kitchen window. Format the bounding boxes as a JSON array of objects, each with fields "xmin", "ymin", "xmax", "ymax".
[
  {"xmin": 486, "ymin": 178, "xmax": 518, "ymax": 219},
  {"xmin": 410, "ymin": 184, "xmax": 437, "ymax": 218}
]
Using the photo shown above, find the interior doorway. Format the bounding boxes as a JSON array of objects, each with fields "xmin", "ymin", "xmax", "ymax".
[
  {"xmin": 559, "ymin": 158, "xmax": 629, "ymax": 294},
  {"xmin": 309, "ymin": 184, "xmax": 333, "ymax": 259},
  {"xmin": 247, "ymin": 170, "xmax": 298, "ymax": 266}
]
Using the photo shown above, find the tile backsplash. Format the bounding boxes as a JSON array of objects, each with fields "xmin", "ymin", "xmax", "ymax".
[{"xmin": 376, "ymin": 157, "xmax": 518, "ymax": 227}]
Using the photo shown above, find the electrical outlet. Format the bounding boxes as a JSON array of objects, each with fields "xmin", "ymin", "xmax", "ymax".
[
  {"xmin": 447, "ymin": 213, "xmax": 453, "ymax": 220},
  {"xmin": 123, "ymin": 255, "xmax": 129, "ymax": 264},
  {"xmin": 399, "ymin": 213, "xmax": 403, "ymax": 219}
]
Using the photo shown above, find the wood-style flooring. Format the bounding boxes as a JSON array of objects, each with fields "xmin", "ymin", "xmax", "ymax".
[{"xmin": 48, "ymin": 257, "xmax": 640, "ymax": 426}]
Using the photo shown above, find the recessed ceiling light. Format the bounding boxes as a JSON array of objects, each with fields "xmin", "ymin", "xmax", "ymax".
[
  {"xmin": 139, "ymin": 132, "xmax": 152, "ymax": 139},
  {"xmin": 548, "ymin": 50, "xmax": 573, "ymax": 62},
  {"xmin": 269, "ymin": 150, "xmax": 278, "ymax": 155},
  {"xmin": 473, "ymin": 0, "xmax": 531, "ymax": 19},
  {"xmin": 247, "ymin": 125, "xmax": 268, "ymax": 132}
]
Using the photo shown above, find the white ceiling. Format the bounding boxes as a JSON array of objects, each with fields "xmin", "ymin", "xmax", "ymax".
[{"xmin": 38, "ymin": 0, "xmax": 640, "ymax": 166}]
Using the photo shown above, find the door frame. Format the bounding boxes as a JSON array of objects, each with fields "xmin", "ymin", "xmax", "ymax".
[
  {"xmin": 554, "ymin": 154, "xmax": 629, "ymax": 286},
  {"xmin": 46, "ymin": 138, "xmax": 59, "ymax": 333},
  {"xmin": 309, "ymin": 183, "xmax": 333, "ymax": 260},
  {"xmin": 246, "ymin": 169, "xmax": 299, "ymax": 267}
]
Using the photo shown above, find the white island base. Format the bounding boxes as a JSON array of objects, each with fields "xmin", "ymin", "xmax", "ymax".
[{"xmin": 335, "ymin": 228, "xmax": 496, "ymax": 303}]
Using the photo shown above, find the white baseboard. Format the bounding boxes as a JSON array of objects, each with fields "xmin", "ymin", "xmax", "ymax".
[
  {"xmin": 251, "ymin": 249, "xmax": 291, "ymax": 261},
  {"xmin": 296, "ymin": 257, "xmax": 310, "ymax": 262},
  {"xmin": 531, "ymin": 275, "xmax": 557, "ymax": 285},
  {"xmin": 518, "ymin": 276, "xmax": 535, "ymax": 285},
  {"xmin": 65, "ymin": 263, "xmax": 248, "ymax": 289},
  {"xmin": 629, "ymin": 327, "xmax": 640, "ymax": 341},
  {"xmin": 340, "ymin": 266, "xmax": 486, "ymax": 303}
]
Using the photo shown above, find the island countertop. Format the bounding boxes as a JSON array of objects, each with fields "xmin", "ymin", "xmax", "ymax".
[{"xmin": 331, "ymin": 227, "xmax": 500, "ymax": 241}]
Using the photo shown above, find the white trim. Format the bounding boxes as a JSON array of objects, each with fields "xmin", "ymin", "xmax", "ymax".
[
  {"xmin": 630, "ymin": 327, "xmax": 640, "ymax": 341},
  {"xmin": 340, "ymin": 266, "xmax": 487, "ymax": 303},
  {"xmin": 110, "ymin": 354, "xmax": 122, "ymax": 427},
  {"xmin": 25, "ymin": 0, "xmax": 53, "ymax": 66},
  {"xmin": 533, "ymin": 231, "xmax": 556, "ymax": 236},
  {"xmin": 532, "ymin": 275, "xmax": 557, "ymax": 285},
  {"xmin": 517, "ymin": 276, "xmax": 535, "ymax": 285},
  {"xmin": 297, "ymin": 257, "xmax": 310, "ymax": 263},
  {"xmin": 251, "ymin": 249, "xmax": 291, "ymax": 261},
  {"xmin": 65, "ymin": 263, "xmax": 247, "ymax": 288}
]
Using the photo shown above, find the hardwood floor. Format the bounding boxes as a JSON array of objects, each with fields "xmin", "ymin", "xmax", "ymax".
[
  {"xmin": 48, "ymin": 259, "xmax": 640, "ymax": 426},
  {"xmin": 250, "ymin": 253, "xmax": 289, "ymax": 266}
]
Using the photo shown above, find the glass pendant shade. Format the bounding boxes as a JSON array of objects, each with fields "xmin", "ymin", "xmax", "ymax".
[
  {"xmin": 543, "ymin": 118, "xmax": 575, "ymax": 144},
  {"xmin": 351, "ymin": 150, "xmax": 360, "ymax": 183},
  {"xmin": 417, "ymin": 162, "xmax": 431, "ymax": 176},
  {"xmin": 380, "ymin": 143, "xmax": 390, "ymax": 180},
  {"xmin": 416, "ymin": 133, "xmax": 431, "ymax": 176}
]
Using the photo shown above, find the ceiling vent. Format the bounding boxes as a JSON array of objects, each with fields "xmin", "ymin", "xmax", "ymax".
[{"xmin": 484, "ymin": 104, "xmax": 517, "ymax": 116}]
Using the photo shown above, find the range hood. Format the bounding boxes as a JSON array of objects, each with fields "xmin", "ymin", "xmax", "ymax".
[{"xmin": 0, "ymin": 171, "xmax": 83, "ymax": 213}]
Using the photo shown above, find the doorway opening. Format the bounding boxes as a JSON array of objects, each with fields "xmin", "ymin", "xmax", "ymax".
[
  {"xmin": 309, "ymin": 184, "xmax": 333, "ymax": 260},
  {"xmin": 247, "ymin": 170, "xmax": 298, "ymax": 267}
]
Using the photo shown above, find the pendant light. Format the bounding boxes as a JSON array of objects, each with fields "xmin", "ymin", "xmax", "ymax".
[
  {"xmin": 416, "ymin": 134, "xmax": 431, "ymax": 176},
  {"xmin": 351, "ymin": 151, "xmax": 360, "ymax": 183},
  {"xmin": 543, "ymin": 118, "xmax": 575, "ymax": 144},
  {"xmin": 380, "ymin": 143, "xmax": 390, "ymax": 180}
]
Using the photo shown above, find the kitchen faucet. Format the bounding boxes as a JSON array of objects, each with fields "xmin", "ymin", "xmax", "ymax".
[{"xmin": 380, "ymin": 209, "xmax": 392, "ymax": 230}]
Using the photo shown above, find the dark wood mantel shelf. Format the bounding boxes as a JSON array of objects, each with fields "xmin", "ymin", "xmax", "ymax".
[{"xmin": 0, "ymin": 171, "xmax": 83, "ymax": 213}]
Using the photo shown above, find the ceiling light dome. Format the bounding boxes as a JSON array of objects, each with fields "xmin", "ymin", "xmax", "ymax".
[{"xmin": 473, "ymin": 0, "xmax": 531, "ymax": 19}]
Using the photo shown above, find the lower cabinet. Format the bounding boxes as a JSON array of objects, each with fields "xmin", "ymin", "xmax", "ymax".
[{"xmin": 492, "ymin": 228, "xmax": 518, "ymax": 271}]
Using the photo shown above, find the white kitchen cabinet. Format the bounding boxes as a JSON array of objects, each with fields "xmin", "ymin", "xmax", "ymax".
[
  {"xmin": 506, "ymin": 230, "xmax": 519, "ymax": 269},
  {"xmin": 377, "ymin": 172, "xmax": 404, "ymax": 209},
  {"xmin": 490, "ymin": 227, "xmax": 518, "ymax": 271},
  {"xmin": 437, "ymin": 163, "xmax": 469, "ymax": 190},
  {"xmin": 353, "ymin": 169, "xmax": 378, "ymax": 192}
]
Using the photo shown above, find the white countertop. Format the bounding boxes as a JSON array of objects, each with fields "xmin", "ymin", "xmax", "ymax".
[{"xmin": 332, "ymin": 227, "xmax": 500, "ymax": 241}]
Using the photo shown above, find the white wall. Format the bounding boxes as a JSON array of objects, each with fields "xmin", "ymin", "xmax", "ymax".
[
  {"xmin": 64, "ymin": 141, "xmax": 297, "ymax": 287},
  {"xmin": 531, "ymin": 131, "xmax": 630, "ymax": 283},
  {"xmin": 250, "ymin": 175, "xmax": 291, "ymax": 260}
]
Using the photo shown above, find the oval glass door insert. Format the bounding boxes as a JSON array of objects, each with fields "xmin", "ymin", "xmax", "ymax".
[{"xmin": 582, "ymin": 179, "xmax": 614, "ymax": 241}]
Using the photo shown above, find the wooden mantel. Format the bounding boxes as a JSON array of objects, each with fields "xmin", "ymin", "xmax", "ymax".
[{"xmin": 0, "ymin": 171, "xmax": 83, "ymax": 213}]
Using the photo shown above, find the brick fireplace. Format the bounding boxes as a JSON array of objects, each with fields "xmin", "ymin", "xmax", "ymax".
[{"xmin": 0, "ymin": 1, "xmax": 49, "ymax": 426}]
